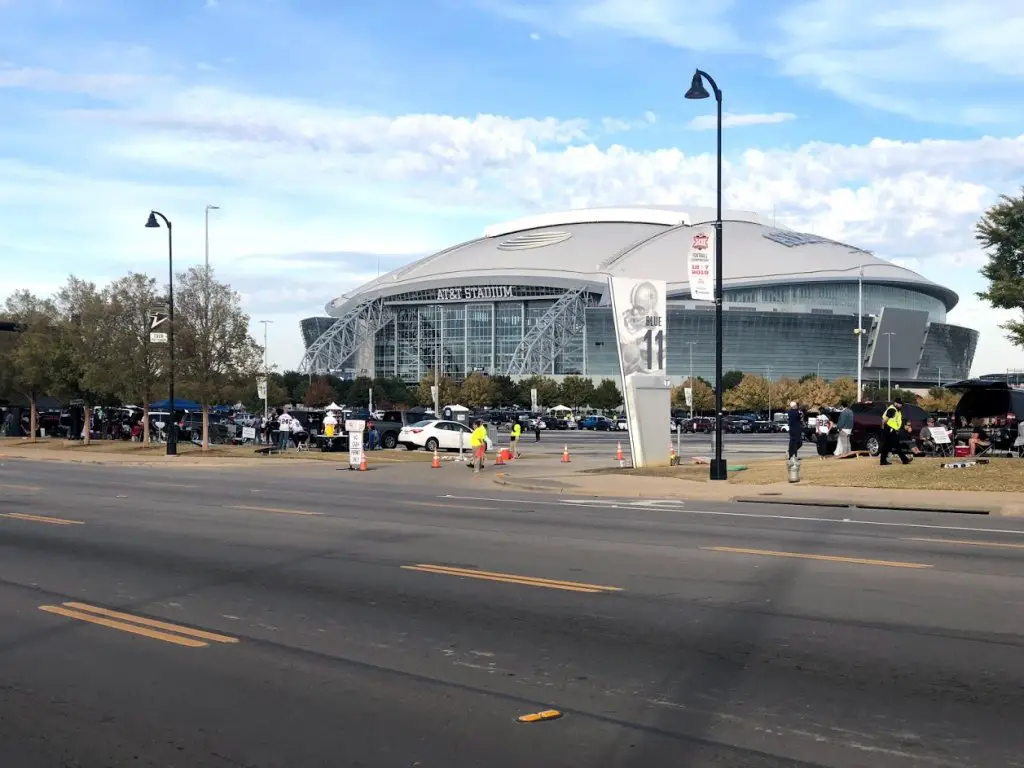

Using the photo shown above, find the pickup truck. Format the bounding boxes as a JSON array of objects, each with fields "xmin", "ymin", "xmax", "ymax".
[{"xmin": 333, "ymin": 409, "xmax": 409, "ymax": 450}]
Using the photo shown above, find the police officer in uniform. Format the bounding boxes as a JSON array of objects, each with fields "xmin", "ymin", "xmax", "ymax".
[{"xmin": 880, "ymin": 398, "xmax": 912, "ymax": 466}]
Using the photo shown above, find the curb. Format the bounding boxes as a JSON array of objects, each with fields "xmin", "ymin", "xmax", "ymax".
[{"xmin": 732, "ymin": 496, "xmax": 993, "ymax": 515}]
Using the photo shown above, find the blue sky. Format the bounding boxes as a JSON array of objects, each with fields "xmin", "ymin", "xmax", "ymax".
[{"xmin": 2, "ymin": 0, "xmax": 1023, "ymax": 374}]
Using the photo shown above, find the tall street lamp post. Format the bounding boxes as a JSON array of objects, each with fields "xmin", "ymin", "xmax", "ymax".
[
  {"xmin": 145, "ymin": 210, "xmax": 177, "ymax": 456},
  {"xmin": 204, "ymin": 204, "xmax": 220, "ymax": 272},
  {"xmin": 259, "ymin": 320, "xmax": 273, "ymax": 420},
  {"xmin": 687, "ymin": 341, "xmax": 697, "ymax": 421},
  {"xmin": 685, "ymin": 69, "xmax": 726, "ymax": 480},
  {"xmin": 883, "ymin": 332, "xmax": 896, "ymax": 400}
]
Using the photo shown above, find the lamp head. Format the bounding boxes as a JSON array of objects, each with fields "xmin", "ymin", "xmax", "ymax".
[
  {"xmin": 145, "ymin": 211, "xmax": 160, "ymax": 228},
  {"xmin": 684, "ymin": 71, "xmax": 711, "ymax": 100}
]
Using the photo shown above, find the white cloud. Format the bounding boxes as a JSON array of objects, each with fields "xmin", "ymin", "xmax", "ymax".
[
  {"xmin": 4, "ymin": 78, "xmax": 1024, "ymax": 372},
  {"xmin": 0, "ymin": 66, "xmax": 155, "ymax": 96},
  {"xmin": 769, "ymin": 0, "xmax": 1024, "ymax": 123},
  {"xmin": 687, "ymin": 112, "xmax": 797, "ymax": 130},
  {"xmin": 477, "ymin": 0, "xmax": 739, "ymax": 50},
  {"xmin": 529, "ymin": 32, "xmax": 540, "ymax": 40}
]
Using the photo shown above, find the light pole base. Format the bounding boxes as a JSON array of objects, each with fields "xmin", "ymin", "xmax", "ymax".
[
  {"xmin": 709, "ymin": 458, "xmax": 728, "ymax": 480},
  {"xmin": 166, "ymin": 434, "xmax": 178, "ymax": 456}
]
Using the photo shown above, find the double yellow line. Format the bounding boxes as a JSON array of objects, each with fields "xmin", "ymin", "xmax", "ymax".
[
  {"xmin": 402, "ymin": 564, "xmax": 621, "ymax": 594},
  {"xmin": 1, "ymin": 512, "xmax": 83, "ymax": 526},
  {"xmin": 39, "ymin": 602, "xmax": 239, "ymax": 648}
]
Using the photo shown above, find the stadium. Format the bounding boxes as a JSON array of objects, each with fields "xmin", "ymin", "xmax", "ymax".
[{"xmin": 300, "ymin": 206, "xmax": 978, "ymax": 387}]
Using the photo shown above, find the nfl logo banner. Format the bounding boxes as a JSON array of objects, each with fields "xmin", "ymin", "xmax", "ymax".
[{"xmin": 687, "ymin": 227, "xmax": 715, "ymax": 302}]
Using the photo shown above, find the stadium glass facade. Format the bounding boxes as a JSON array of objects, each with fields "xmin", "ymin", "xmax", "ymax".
[{"xmin": 306, "ymin": 281, "xmax": 977, "ymax": 385}]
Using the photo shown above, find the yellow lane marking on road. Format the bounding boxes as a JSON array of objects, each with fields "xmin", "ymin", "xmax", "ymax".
[
  {"xmin": 0, "ymin": 512, "xmax": 84, "ymax": 526},
  {"xmin": 406, "ymin": 501, "xmax": 499, "ymax": 511},
  {"xmin": 702, "ymin": 546, "xmax": 932, "ymax": 569},
  {"xmin": 905, "ymin": 537, "xmax": 1024, "ymax": 550},
  {"xmin": 229, "ymin": 505, "xmax": 323, "ymax": 517},
  {"xmin": 402, "ymin": 564, "xmax": 622, "ymax": 593},
  {"xmin": 38, "ymin": 602, "xmax": 239, "ymax": 648},
  {"xmin": 518, "ymin": 709, "xmax": 563, "ymax": 723},
  {"xmin": 0, "ymin": 483, "xmax": 41, "ymax": 491}
]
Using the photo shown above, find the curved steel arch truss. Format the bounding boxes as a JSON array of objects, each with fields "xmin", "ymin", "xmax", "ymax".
[
  {"xmin": 504, "ymin": 285, "xmax": 591, "ymax": 376},
  {"xmin": 301, "ymin": 296, "xmax": 393, "ymax": 374}
]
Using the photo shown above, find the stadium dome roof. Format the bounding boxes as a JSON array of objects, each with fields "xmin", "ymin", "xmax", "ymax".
[{"xmin": 328, "ymin": 206, "xmax": 957, "ymax": 315}]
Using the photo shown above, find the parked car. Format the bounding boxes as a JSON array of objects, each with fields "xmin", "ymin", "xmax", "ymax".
[
  {"xmin": 682, "ymin": 417, "xmax": 714, "ymax": 433},
  {"xmin": 397, "ymin": 420, "xmax": 493, "ymax": 452},
  {"xmin": 615, "ymin": 417, "xmax": 628, "ymax": 431},
  {"xmin": 806, "ymin": 402, "xmax": 930, "ymax": 455},
  {"xmin": 579, "ymin": 415, "xmax": 613, "ymax": 431},
  {"xmin": 750, "ymin": 420, "xmax": 778, "ymax": 433}
]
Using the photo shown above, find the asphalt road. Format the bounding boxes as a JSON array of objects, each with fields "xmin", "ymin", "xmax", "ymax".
[
  {"xmin": 502, "ymin": 428, "xmax": 790, "ymax": 458},
  {"xmin": 1, "ymin": 458, "xmax": 1022, "ymax": 767}
]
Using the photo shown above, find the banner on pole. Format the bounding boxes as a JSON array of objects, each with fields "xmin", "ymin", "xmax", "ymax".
[
  {"xmin": 687, "ymin": 227, "xmax": 715, "ymax": 302},
  {"xmin": 256, "ymin": 377, "xmax": 268, "ymax": 400}
]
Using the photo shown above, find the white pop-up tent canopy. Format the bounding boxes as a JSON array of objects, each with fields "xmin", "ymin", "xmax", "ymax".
[
  {"xmin": 325, "ymin": 402, "xmax": 343, "ymax": 412},
  {"xmin": 444, "ymin": 404, "xmax": 470, "ymax": 412},
  {"xmin": 549, "ymin": 404, "xmax": 572, "ymax": 412}
]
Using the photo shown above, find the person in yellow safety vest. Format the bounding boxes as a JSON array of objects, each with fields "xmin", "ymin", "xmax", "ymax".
[
  {"xmin": 879, "ymin": 398, "xmax": 911, "ymax": 466},
  {"xmin": 470, "ymin": 420, "xmax": 489, "ymax": 474},
  {"xmin": 510, "ymin": 421, "xmax": 522, "ymax": 458}
]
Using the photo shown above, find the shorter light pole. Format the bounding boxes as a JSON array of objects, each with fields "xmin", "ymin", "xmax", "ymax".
[
  {"xmin": 766, "ymin": 366, "xmax": 772, "ymax": 422},
  {"xmin": 259, "ymin": 320, "xmax": 273, "ymax": 420},
  {"xmin": 687, "ymin": 341, "xmax": 698, "ymax": 420},
  {"xmin": 883, "ymin": 332, "xmax": 896, "ymax": 400},
  {"xmin": 145, "ymin": 210, "xmax": 176, "ymax": 456}
]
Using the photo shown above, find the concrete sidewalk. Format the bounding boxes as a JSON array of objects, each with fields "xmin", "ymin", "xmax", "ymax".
[{"xmin": 491, "ymin": 466, "xmax": 1024, "ymax": 517}]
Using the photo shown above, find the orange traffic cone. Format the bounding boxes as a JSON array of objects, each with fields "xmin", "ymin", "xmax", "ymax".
[
  {"xmin": 359, "ymin": 453, "xmax": 368, "ymax": 471},
  {"xmin": 495, "ymin": 449, "xmax": 505, "ymax": 465},
  {"xmin": 561, "ymin": 445, "xmax": 571, "ymax": 463},
  {"xmin": 431, "ymin": 448, "xmax": 441, "ymax": 469},
  {"xmin": 669, "ymin": 441, "xmax": 677, "ymax": 465},
  {"xmin": 615, "ymin": 442, "xmax": 624, "ymax": 462}
]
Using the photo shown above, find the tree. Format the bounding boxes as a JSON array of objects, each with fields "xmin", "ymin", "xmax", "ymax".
[
  {"xmin": 375, "ymin": 377, "xmax": 413, "ymax": 407},
  {"xmin": 280, "ymin": 370, "xmax": 306, "ymax": 405},
  {"xmin": 769, "ymin": 377, "xmax": 801, "ymax": 410},
  {"xmin": 514, "ymin": 375, "xmax": 559, "ymax": 409},
  {"xmin": 722, "ymin": 370, "xmax": 744, "ymax": 391},
  {"xmin": 559, "ymin": 376, "xmax": 595, "ymax": 409},
  {"xmin": 415, "ymin": 371, "xmax": 460, "ymax": 409},
  {"xmin": 798, "ymin": 376, "xmax": 834, "ymax": 409},
  {"xmin": 672, "ymin": 376, "xmax": 714, "ymax": 412},
  {"xmin": 862, "ymin": 385, "xmax": 919, "ymax": 405},
  {"xmin": 347, "ymin": 375, "xmax": 376, "ymax": 409},
  {"xmin": 919, "ymin": 387, "xmax": 960, "ymax": 413},
  {"xmin": 104, "ymin": 273, "xmax": 164, "ymax": 445},
  {"xmin": 460, "ymin": 372, "xmax": 496, "ymax": 408},
  {"xmin": 174, "ymin": 267, "xmax": 262, "ymax": 449},
  {"xmin": 591, "ymin": 378, "xmax": 623, "ymax": 411},
  {"xmin": 976, "ymin": 188, "xmax": 1024, "ymax": 348},
  {"xmin": 3, "ymin": 291, "xmax": 60, "ymax": 441},
  {"xmin": 724, "ymin": 373, "xmax": 769, "ymax": 411},
  {"xmin": 53, "ymin": 277, "xmax": 120, "ymax": 445},
  {"xmin": 830, "ymin": 377, "xmax": 859, "ymax": 407},
  {"xmin": 303, "ymin": 376, "xmax": 334, "ymax": 407},
  {"xmin": 489, "ymin": 375, "xmax": 517, "ymax": 407}
]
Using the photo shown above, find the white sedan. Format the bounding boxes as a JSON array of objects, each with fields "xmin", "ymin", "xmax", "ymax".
[{"xmin": 398, "ymin": 420, "xmax": 493, "ymax": 452}]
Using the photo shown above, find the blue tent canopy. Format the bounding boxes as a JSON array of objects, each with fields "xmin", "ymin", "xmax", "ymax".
[{"xmin": 148, "ymin": 398, "xmax": 202, "ymax": 411}]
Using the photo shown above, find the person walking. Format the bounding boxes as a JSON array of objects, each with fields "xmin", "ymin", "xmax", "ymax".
[
  {"xmin": 534, "ymin": 419, "xmax": 541, "ymax": 442},
  {"xmin": 880, "ymin": 398, "xmax": 911, "ymax": 466},
  {"xmin": 510, "ymin": 420, "xmax": 522, "ymax": 458},
  {"xmin": 470, "ymin": 419, "xmax": 488, "ymax": 474},
  {"xmin": 815, "ymin": 411, "xmax": 832, "ymax": 459},
  {"xmin": 786, "ymin": 401, "xmax": 803, "ymax": 460},
  {"xmin": 834, "ymin": 405, "xmax": 853, "ymax": 457}
]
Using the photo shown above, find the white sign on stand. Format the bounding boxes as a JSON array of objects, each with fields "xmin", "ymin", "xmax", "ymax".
[
  {"xmin": 241, "ymin": 426, "xmax": 256, "ymax": 441},
  {"xmin": 608, "ymin": 276, "xmax": 670, "ymax": 468},
  {"xmin": 348, "ymin": 431, "xmax": 364, "ymax": 469}
]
